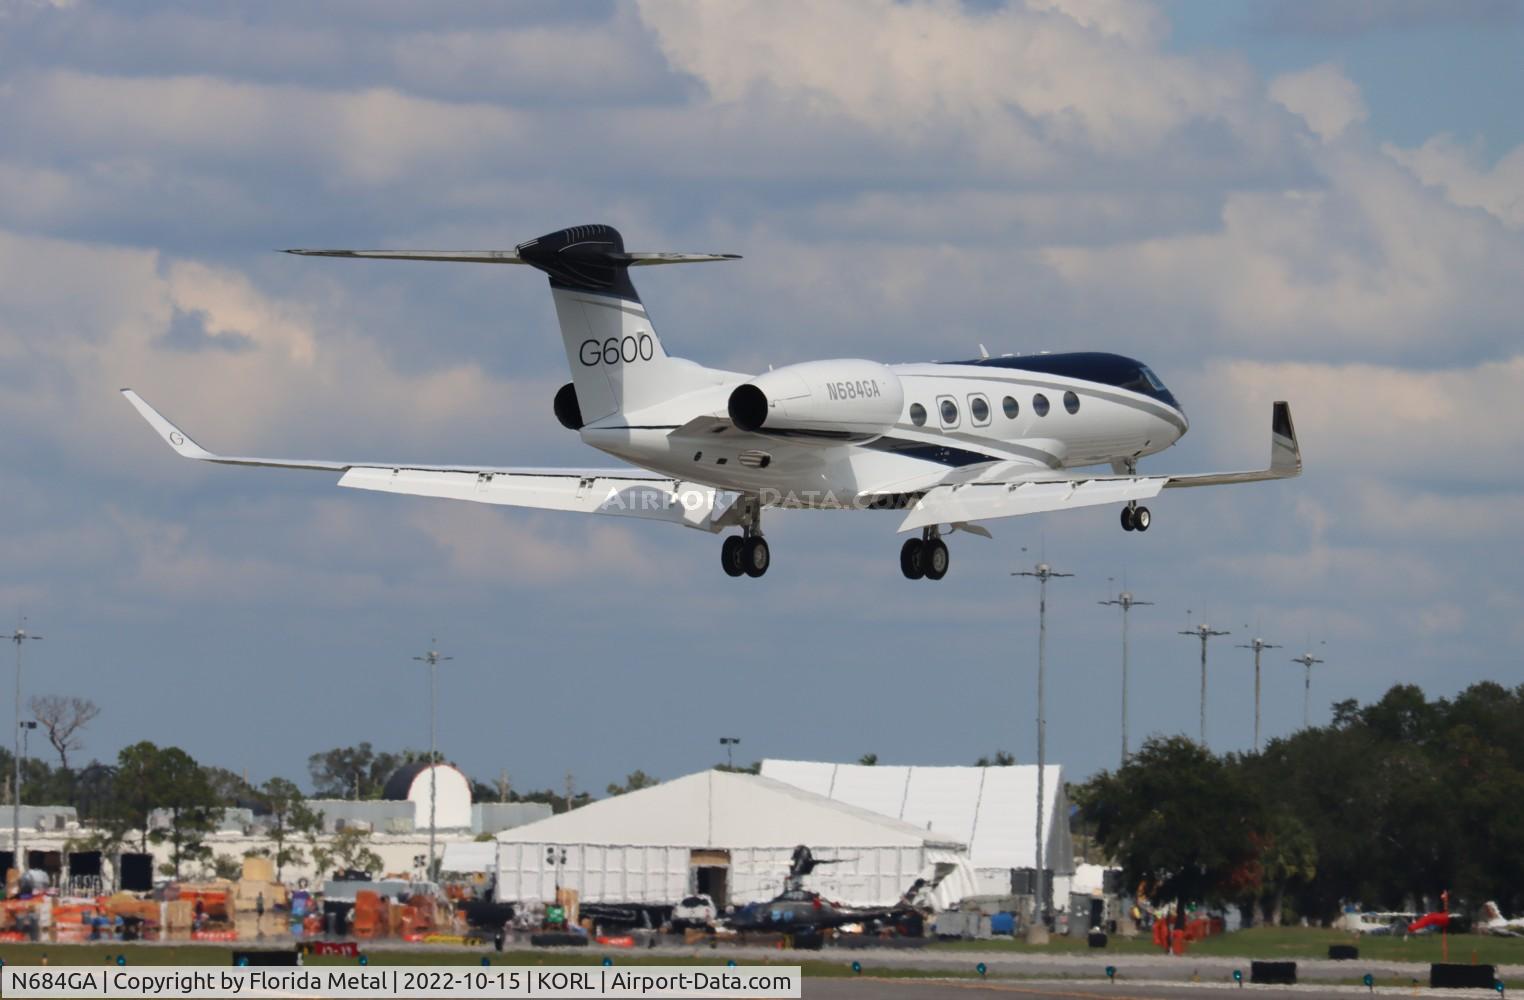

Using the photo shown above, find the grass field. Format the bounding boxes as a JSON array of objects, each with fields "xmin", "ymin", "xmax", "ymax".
[
  {"xmin": 4, "ymin": 928, "xmax": 1521, "ymax": 974},
  {"xmin": 928, "ymin": 926, "xmax": 1524, "ymax": 965}
]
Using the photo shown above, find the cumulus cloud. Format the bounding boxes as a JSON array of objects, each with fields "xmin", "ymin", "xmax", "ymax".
[
  {"xmin": 0, "ymin": 0, "xmax": 1519, "ymax": 784},
  {"xmin": 1386, "ymin": 134, "xmax": 1524, "ymax": 229},
  {"xmin": 1269, "ymin": 63, "xmax": 1369, "ymax": 141}
]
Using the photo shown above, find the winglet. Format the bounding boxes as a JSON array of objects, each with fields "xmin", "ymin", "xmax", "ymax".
[
  {"xmin": 120, "ymin": 389, "xmax": 217, "ymax": 460},
  {"xmin": 1270, "ymin": 401, "xmax": 1301, "ymax": 476}
]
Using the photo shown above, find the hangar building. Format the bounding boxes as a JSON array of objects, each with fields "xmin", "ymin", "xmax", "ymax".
[
  {"xmin": 493, "ymin": 769, "xmax": 977, "ymax": 910},
  {"xmin": 383, "ymin": 762, "xmax": 473, "ymax": 831},
  {"xmin": 760, "ymin": 759, "xmax": 1074, "ymax": 896}
]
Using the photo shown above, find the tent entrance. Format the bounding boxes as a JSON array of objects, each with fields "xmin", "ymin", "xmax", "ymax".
[{"xmin": 689, "ymin": 850, "xmax": 730, "ymax": 911}]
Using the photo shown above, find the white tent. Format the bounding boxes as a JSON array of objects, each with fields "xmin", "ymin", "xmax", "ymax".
[
  {"xmin": 440, "ymin": 840, "xmax": 496, "ymax": 874},
  {"xmin": 760, "ymin": 760, "xmax": 1073, "ymax": 896},
  {"xmin": 494, "ymin": 770, "xmax": 976, "ymax": 909}
]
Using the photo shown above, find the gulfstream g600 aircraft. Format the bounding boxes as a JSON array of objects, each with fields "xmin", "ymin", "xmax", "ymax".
[{"xmin": 123, "ymin": 224, "xmax": 1300, "ymax": 581}]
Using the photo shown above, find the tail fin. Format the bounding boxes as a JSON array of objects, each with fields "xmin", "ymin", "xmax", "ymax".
[{"xmin": 288, "ymin": 225, "xmax": 739, "ymax": 424}]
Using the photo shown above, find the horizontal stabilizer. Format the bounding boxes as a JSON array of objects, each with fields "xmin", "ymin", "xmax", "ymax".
[{"xmin": 283, "ymin": 249, "xmax": 740, "ymax": 266}]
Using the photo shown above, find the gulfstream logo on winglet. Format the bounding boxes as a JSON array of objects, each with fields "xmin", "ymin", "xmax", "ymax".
[{"xmin": 826, "ymin": 379, "xmax": 881, "ymax": 401}]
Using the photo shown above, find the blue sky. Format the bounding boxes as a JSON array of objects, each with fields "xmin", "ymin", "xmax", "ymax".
[{"xmin": 1, "ymin": 0, "xmax": 1521, "ymax": 798}]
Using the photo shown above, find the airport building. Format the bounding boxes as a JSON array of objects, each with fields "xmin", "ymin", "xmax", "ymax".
[
  {"xmin": 493, "ymin": 770, "xmax": 980, "ymax": 910},
  {"xmin": 759, "ymin": 759, "xmax": 1075, "ymax": 897}
]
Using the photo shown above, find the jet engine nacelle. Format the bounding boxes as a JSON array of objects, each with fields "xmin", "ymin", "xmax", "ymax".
[
  {"xmin": 554, "ymin": 382, "xmax": 584, "ymax": 430},
  {"xmin": 728, "ymin": 360, "xmax": 904, "ymax": 442}
]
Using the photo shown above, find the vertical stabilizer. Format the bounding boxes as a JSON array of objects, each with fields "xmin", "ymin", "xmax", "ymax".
[{"xmin": 516, "ymin": 225, "xmax": 726, "ymax": 422}]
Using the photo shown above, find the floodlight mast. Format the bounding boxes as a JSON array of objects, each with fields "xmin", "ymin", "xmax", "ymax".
[
  {"xmin": 412, "ymin": 640, "xmax": 452, "ymax": 882},
  {"xmin": 1235, "ymin": 638, "xmax": 1280, "ymax": 752},
  {"xmin": 1013, "ymin": 561, "xmax": 1072, "ymax": 943},
  {"xmin": 1290, "ymin": 652, "xmax": 1325, "ymax": 728},
  {"xmin": 1179, "ymin": 623, "xmax": 1230, "ymax": 746},
  {"xmin": 719, "ymin": 737, "xmax": 740, "ymax": 770},
  {"xmin": 7, "ymin": 620, "xmax": 42, "ymax": 872},
  {"xmin": 1099, "ymin": 590, "xmax": 1152, "ymax": 766}
]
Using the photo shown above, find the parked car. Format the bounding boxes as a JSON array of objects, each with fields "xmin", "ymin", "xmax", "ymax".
[{"xmin": 670, "ymin": 894, "xmax": 717, "ymax": 930}]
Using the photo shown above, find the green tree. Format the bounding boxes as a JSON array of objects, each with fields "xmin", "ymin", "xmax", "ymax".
[
  {"xmin": 147, "ymin": 746, "xmax": 224, "ymax": 879},
  {"xmin": 975, "ymin": 751, "xmax": 1016, "ymax": 766},
  {"xmin": 113, "ymin": 742, "xmax": 164, "ymax": 853},
  {"xmin": 1082, "ymin": 736, "xmax": 1262, "ymax": 929},
  {"xmin": 325, "ymin": 826, "xmax": 383, "ymax": 878},
  {"xmin": 209, "ymin": 853, "xmax": 242, "ymax": 880},
  {"xmin": 112, "ymin": 742, "xmax": 224, "ymax": 878},
  {"xmin": 258, "ymin": 777, "xmax": 317, "ymax": 881},
  {"xmin": 857, "ymin": 753, "xmax": 878, "ymax": 766},
  {"xmin": 307, "ymin": 744, "xmax": 424, "ymax": 799},
  {"xmin": 606, "ymin": 770, "xmax": 659, "ymax": 796}
]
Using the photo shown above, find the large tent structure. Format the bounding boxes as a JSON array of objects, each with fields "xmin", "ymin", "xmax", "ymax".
[
  {"xmin": 494, "ymin": 770, "xmax": 976, "ymax": 909},
  {"xmin": 760, "ymin": 760, "xmax": 1073, "ymax": 896}
]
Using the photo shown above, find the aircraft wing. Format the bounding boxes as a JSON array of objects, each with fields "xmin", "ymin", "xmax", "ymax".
[
  {"xmin": 898, "ymin": 402, "xmax": 1300, "ymax": 532},
  {"xmin": 121, "ymin": 390, "xmax": 742, "ymax": 532}
]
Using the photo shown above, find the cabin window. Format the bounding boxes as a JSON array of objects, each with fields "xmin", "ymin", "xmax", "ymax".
[
  {"xmin": 969, "ymin": 395, "xmax": 990, "ymax": 426},
  {"xmin": 909, "ymin": 403, "xmax": 927, "ymax": 427},
  {"xmin": 1032, "ymin": 393, "xmax": 1050, "ymax": 417},
  {"xmin": 939, "ymin": 397, "xmax": 959, "ymax": 427},
  {"xmin": 1002, "ymin": 396, "xmax": 1019, "ymax": 419},
  {"xmin": 1064, "ymin": 390, "xmax": 1080, "ymax": 414}
]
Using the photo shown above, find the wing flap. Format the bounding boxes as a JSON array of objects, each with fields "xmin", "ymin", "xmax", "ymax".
[
  {"xmin": 121, "ymin": 388, "xmax": 739, "ymax": 530},
  {"xmin": 898, "ymin": 402, "xmax": 1300, "ymax": 530},
  {"xmin": 339, "ymin": 467, "xmax": 740, "ymax": 532},
  {"xmin": 900, "ymin": 477, "xmax": 1167, "ymax": 532}
]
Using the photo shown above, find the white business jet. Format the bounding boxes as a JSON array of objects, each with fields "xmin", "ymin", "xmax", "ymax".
[{"xmin": 123, "ymin": 225, "xmax": 1301, "ymax": 580}]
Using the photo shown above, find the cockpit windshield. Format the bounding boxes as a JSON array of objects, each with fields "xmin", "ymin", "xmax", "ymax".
[{"xmin": 942, "ymin": 352, "xmax": 1181, "ymax": 410}]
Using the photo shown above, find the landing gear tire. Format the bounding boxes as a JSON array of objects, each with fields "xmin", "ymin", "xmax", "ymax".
[
  {"xmin": 924, "ymin": 539, "xmax": 950, "ymax": 580},
  {"xmin": 742, "ymin": 536, "xmax": 771, "ymax": 578},
  {"xmin": 721, "ymin": 535, "xmax": 746, "ymax": 577},
  {"xmin": 1133, "ymin": 506, "xmax": 1151, "ymax": 532},
  {"xmin": 1120, "ymin": 506, "xmax": 1136, "ymax": 532},
  {"xmin": 900, "ymin": 538, "xmax": 925, "ymax": 580}
]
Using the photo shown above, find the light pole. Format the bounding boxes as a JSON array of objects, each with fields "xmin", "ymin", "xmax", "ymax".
[
  {"xmin": 1291, "ymin": 652, "xmax": 1325, "ymax": 729},
  {"xmin": 412, "ymin": 639, "xmax": 452, "ymax": 882},
  {"xmin": 1179, "ymin": 623, "xmax": 1230, "ymax": 746},
  {"xmin": 7, "ymin": 621, "xmax": 42, "ymax": 870},
  {"xmin": 719, "ymin": 737, "xmax": 740, "ymax": 770},
  {"xmin": 1013, "ymin": 561, "xmax": 1072, "ymax": 943},
  {"xmin": 1099, "ymin": 589, "xmax": 1152, "ymax": 766},
  {"xmin": 1236, "ymin": 638, "xmax": 1280, "ymax": 752},
  {"xmin": 18, "ymin": 721, "xmax": 36, "ymax": 777}
]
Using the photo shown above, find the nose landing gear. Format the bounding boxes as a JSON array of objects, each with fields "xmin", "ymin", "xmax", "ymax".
[
  {"xmin": 900, "ymin": 528, "xmax": 950, "ymax": 581},
  {"xmin": 1120, "ymin": 502, "xmax": 1151, "ymax": 532}
]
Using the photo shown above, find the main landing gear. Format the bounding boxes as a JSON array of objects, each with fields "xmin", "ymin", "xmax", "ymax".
[
  {"xmin": 900, "ymin": 528, "xmax": 950, "ymax": 581},
  {"xmin": 721, "ymin": 501, "xmax": 770, "ymax": 578},
  {"xmin": 1120, "ymin": 502, "xmax": 1152, "ymax": 532}
]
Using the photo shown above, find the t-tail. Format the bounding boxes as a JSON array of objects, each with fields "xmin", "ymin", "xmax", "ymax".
[{"xmin": 286, "ymin": 224, "xmax": 740, "ymax": 425}]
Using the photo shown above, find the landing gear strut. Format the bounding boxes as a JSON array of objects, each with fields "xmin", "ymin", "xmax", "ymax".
[
  {"xmin": 721, "ymin": 500, "xmax": 770, "ymax": 578},
  {"xmin": 1120, "ymin": 502, "xmax": 1151, "ymax": 532},
  {"xmin": 901, "ymin": 528, "xmax": 950, "ymax": 581}
]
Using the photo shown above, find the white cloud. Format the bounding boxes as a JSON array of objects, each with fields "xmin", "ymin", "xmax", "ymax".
[
  {"xmin": 1269, "ymin": 63, "xmax": 1369, "ymax": 141},
  {"xmin": 1180, "ymin": 355, "xmax": 1524, "ymax": 482},
  {"xmin": 635, "ymin": 0, "xmax": 1267, "ymax": 162},
  {"xmin": 1386, "ymin": 134, "xmax": 1524, "ymax": 230}
]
